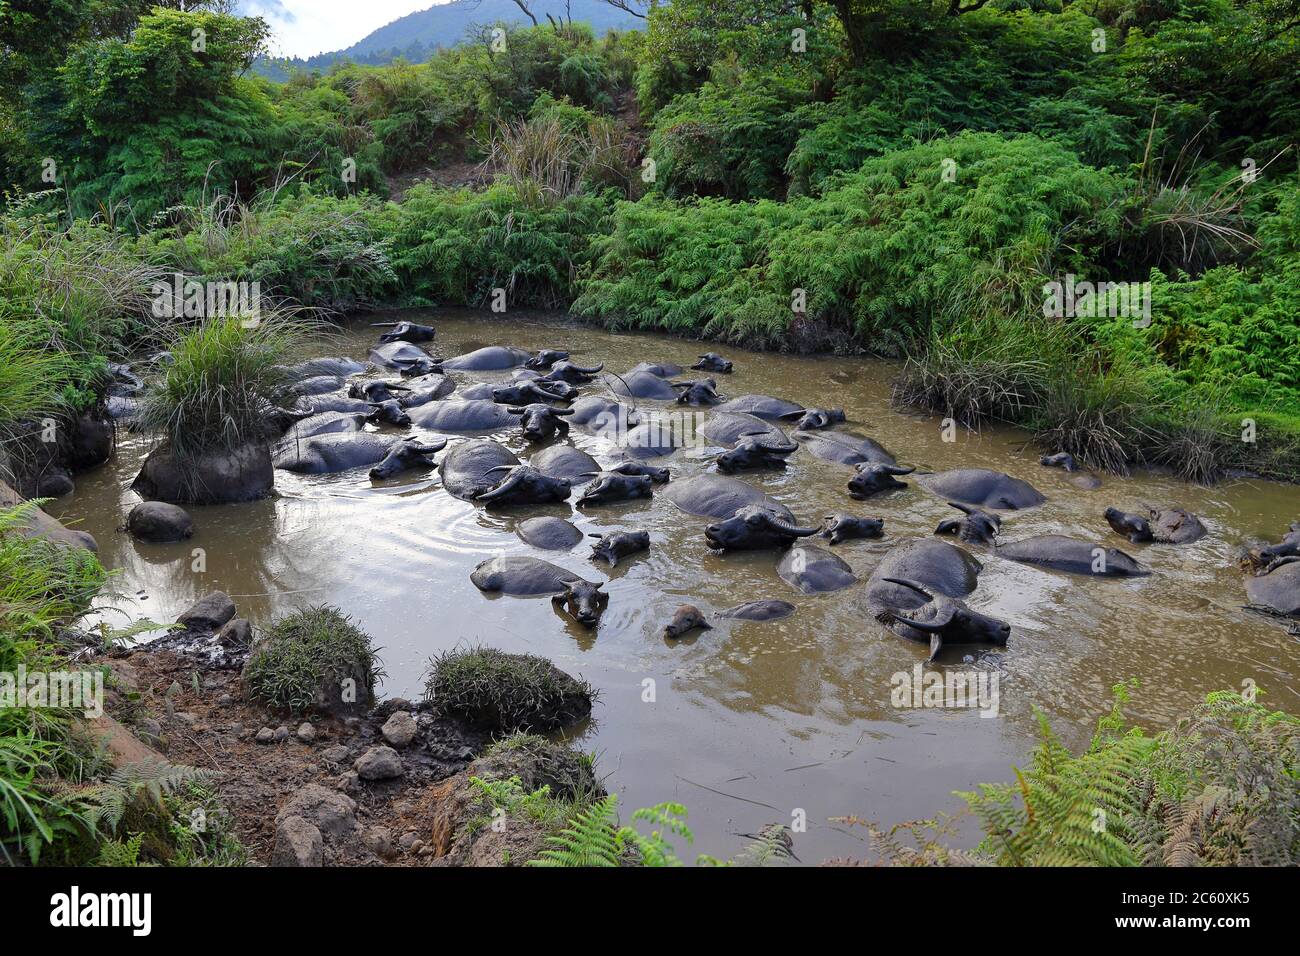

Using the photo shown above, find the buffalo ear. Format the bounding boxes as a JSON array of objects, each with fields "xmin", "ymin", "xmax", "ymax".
[{"xmin": 550, "ymin": 592, "xmax": 566, "ymax": 605}]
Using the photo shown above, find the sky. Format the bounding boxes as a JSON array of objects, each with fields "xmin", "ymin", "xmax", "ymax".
[{"xmin": 235, "ymin": 0, "xmax": 440, "ymax": 59}]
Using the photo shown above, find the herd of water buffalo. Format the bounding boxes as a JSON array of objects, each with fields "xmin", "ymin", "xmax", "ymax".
[{"xmin": 223, "ymin": 318, "xmax": 1300, "ymax": 657}]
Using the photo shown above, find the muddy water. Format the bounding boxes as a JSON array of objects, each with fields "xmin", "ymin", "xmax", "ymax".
[{"xmin": 52, "ymin": 309, "xmax": 1299, "ymax": 863}]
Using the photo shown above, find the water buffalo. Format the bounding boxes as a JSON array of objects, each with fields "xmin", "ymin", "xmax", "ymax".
[
  {"xmin": 369, "ymin": 437, "xmax": 448, "ymax": 480},
  {"xmin": 398, "ymin": 381, "xmax": 457, "ymax": 408},
  {"xmin": 541, "ymin": 361, "xmax": 603, "ymax": 385},
  {"xmin": 1104, "ymin": 507, "xmax": 1153, "ymax": 543},
  {"xmin": 618, "ymin": 420, "xmax": 689, "ymax": 459},
  {"xmin": 298, "ymin": 394, "xmax": 375, "ymax": 416},
  {"xmin": 1245, "ymin": 557, "xmax": 1300, "ymax": 616},
  {"xmin": 778, "ymin": 545, "xmax": 857, "ymax": 593},
  {"xmin": 672, "ymin": 378, "xmax": 725, "ymax": 406},
  {"xmin": 716, "ymin": 435, "xmax": 799, "ymax": 472},
  {"xmin": 705, "ymin": 505, "xmax": 819, "ymax": 551},
  {"xmin": 492, "ymin": 381, "xmax": 573, "ymax": 406},
  {"xmin": 368, "ymin": 400, "xmax": 412, "ymax": 426},
  {"xmin": 409, "ymin": 400, "xmax": 514, "ymax": 432},
  {"xmin": 569, "ymin": 396, "xmax": 639, "ymax": 428},
  {"xmin": 372, "ymin": 320, "xmax": 436, "ymax": 344},
  {"xmin": 627, "ymin": 361, "xmax": 684, "ymax": 378},
  {"xmin": 439, "ymin": 441, "xmax": 521, "ymax": 500},
  {"xmin": 876, "ymin": 578, "xmax": 1010, "ymax": 662},
  {"xmin": 820, "ymin": 514, "xmax": 884, "ymax": 545},
  {"xmin": 716, "ymin": 395, "xmax": 804, "ymax": 420},
  {"xmin": 278, "ymin": 411, "xmax": 368, "ymax": 444},
  {"xmin": 935, "ymin": 502, "xmax": 1001, "ymax": 544},
  {"xmin": 349, "ymin": 380, "xmax": 410, "ymax": 404},
  {"xmin": 438, "ymin": 346, "xmax": 532, "ymax": 371},
  {"xmin": 1039, "ymin": 452, "xmax": 1080, "ymax": 472},
  {"xmin": 292, "ymin": 375, "xmax": 347, "ymax": 397},
  {"xmin": 665, "ymin": 474, "xmax": 793, "ymax": 521},
  {"xmin": 701, "ymin": 412, "xmax": 786, "ymax": 447},
  {"xmin": 282, "ymin": 357, "xmax": 366, "ymax": 379},
  {"xmin": 577, "ymin": 472, "xmax": 654, "ymax": 506},
  {"xmin": 274, "ymin": 433, "xmax": 442, "ymax": 476},
  {"xmin": 719, "ymin": 600, "xmax": 796, "ymax": 621},
  {"xmin": 996, "ymin": 535, "xmax": 1149, "ymax": 577},
  {"xmin": 664, "ymin": 605, "xmax": 712, "ymax": 639},
  {"xmin": 848, "ymin": 463, "xmax": 915, "ymax": 499},
  {"xmin": 530, "ymin": 445, "xmax": 601, "ymax": 484},
  {"xmin": 691, "ymin": 353, "xmax": 733, "ymax": 373},
  {"xmin": 524, "ymin": 349, "xmax": 570, "ymax": 371},
  {"xmin": 865, "ymin": 540, "xmax": 998, "ymax": 660},
  {"xmin": 589, "ymin": 530, "xmax": 650, "ymax": 567},
  {"xmin": 608, "ymin": 460, "xmax": 670, "ymax": 483},
  {"xmin": 793, "ymin": 430, "xmax": 896, "ymax": 466},
  {"xmin": 508, "ymin": 403, "xmax": 575, "ymax": 442},
  {"xmin": 781, "ymin": 407, "xmax": 845, "ymax": 431},
  {"xmin": 605, "ymin": 370, "xmax": 679, "ymax": 400},
  {"xmin": 457, "ymin": 383, "xmax": 497, "ymax": 400},
  {"xmin": 517, "ymin": 516, "xmax": 584, "ymax": 550},
  {"xmin": 1249, "ymin": 522, "xmax": 1300, "ymax": 570},
  {"xmin": 1105, "ymin": 506, "xmax": 1206, "ymax": 544},
  {"xmin": 476, "ymin": 465, "xmax": 572, "ymax": 507},
  {"xmin": 918, "ymin": 469, "xmax": 1046, "ymax": 510},
  {"xmin": 369, "ymin": 341, "xmax": 437, "ymax": 374},
  {"xmin": 469, "ymin": 556, "xmax": 608, "ymax": 627}
]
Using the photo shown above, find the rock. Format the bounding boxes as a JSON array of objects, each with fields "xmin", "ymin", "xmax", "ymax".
[
  {"xmin": 275, "ymin": 783, "xmax": 358, "ymax": 838},
  {"xmin": 0, "ymin": 479, "xmax": 98, "ymax": 553},
  {"xmin": 217, "ymin": 618, "xmax": 252, "ymax": 649},
  {"xmin": 63, "ymin": 411, "xmax": 114, "ymax": 472},
  {"xmin": 363, "ymin": 826, "xmax": 397, "ymax": 860},
  {"xmin": 36, "ymin": 469, "xmax": 75, "ymax": 498},
  {"xmin": 135, "ymin": 717, "xmax": 163, "ymax": 747},
  {"xmin": 272, "ymin": 816, "xmax": 323, "ymax": 867},
  {"xmin": 273, "ymin": 725, "xmax": 290, "ymax": 743},
  {"xmin": 354, "ymin": 745, "xmax": 404, "ymax": 781},
  {"xmin": 217, "ymin": 694, "xmax": 235, "ymax": 708},
  {"xmin": 320, "ymin": 745, "xmax": 350, "ymax": 765},
  {"xmin": 381, "ymin": 711, "xmax": 417, "ymax": 749},
  {"xmin": 126, "ymin": 501, "xmax": 194, "ymax": 543},
  {"xmin": 132, "ymin": 441, "xmax": 274, "ymax": 505},
  {"xmin": 398, "ymin": 831, "xmax": 421, "ymax": 851},
  {"xmin": 177, "ymin": 591, "xmax": 236, "ymax": 631},
  {"xmin": 255, "ymin": 727, "xmax": 275, "ymax": 745},
  {"xmin": 297, "ymin": 722, "xmax": 316, "ymax": 744},
  {"xmin": 174, "ymin": 711, "xmax": 198, "ymax": 727}
]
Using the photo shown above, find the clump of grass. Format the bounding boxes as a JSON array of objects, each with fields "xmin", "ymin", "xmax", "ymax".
[
  {"xmin": 136, "ymin": 315, "xmax": 303, "ymax": 458},
  {"xmin": 892, "ymin": 315, "xmax": 1057, "ymax": 427},
  {"xmin": 424, "ymin": 647, "xmax": 595, "ymax": 733},
  {"xmin": 479, "ymin": 114, "xmax": 632, "ymax": 206},
  {"xmin": 242, "ymin": 606, "xmax": 383, "ymax": 716}
]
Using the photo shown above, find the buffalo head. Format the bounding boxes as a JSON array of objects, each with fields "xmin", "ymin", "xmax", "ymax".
[
  {"xmin": 551, "ymin": 578, "xmax": 609, "ymax": 628},
  {"xmin": 705, "ymin": 505, "xmax": 819, "ymax": 551},
  {"xmin": 848, "ymin": 463, "xmax": 914, "ymax": 499},
  {"xmin": 780, "ymin": 407, "xmax": 846, "ymax": 431},
  {"xmin": 878, "ymin": 577, "xmax": 1010, "ymax": 662},
  {"xmin": 716, "ymin": 436, "xmax": 799, "ymax": 473},
  {"xmin": 935, "ymin": 501, "xmax": 1001, "ymax": 544},
  {"xmin": 506, "ymin": 403, "xmax": 574, "ymax": 441},
  {"xmin": 369, "ymin": 437, "xmax": 448, "ymax": 480},
  {"xmin": 476, "ymin": 465, "xmax": 572, "ymax": 506},
  {"xmin": 524, "ymin": 349, "xmax": 570, "ymax": 371}
]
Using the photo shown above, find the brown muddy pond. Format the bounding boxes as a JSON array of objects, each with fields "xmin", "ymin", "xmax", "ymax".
[{"xmin": 52, "ymin": 309, "xmax": 1300, "ymax": 862}]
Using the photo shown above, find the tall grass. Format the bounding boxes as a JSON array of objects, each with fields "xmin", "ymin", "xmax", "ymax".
[
  {"xmin": 479, "ymin": 115, "xmax": 633, "ymax": 205},
  {"xmin": 136, "ymin": 316, "xmax": 304, "ymax": 458}
]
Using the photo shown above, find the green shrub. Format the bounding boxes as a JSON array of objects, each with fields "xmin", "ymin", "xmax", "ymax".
[
  {"xmin": 242, "ymin": 606, "xmax": 382, "ymax": 716},
  {"xmin": 135, "ymin": 315, "xmax": 306, "ymax": 458},
  {"xmin": 424, "ymin": 647, "xmax": 595, "ymax": 733}
]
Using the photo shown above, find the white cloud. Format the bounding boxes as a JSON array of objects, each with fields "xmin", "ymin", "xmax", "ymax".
[{"xmin": 236, "ymin": 0, "xmax": 444, "ymax": 59}]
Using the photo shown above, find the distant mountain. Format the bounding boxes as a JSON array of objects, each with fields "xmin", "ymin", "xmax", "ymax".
[{"xmin": 255, "ymin": 0, "xmax": 644, "ymax": 82}]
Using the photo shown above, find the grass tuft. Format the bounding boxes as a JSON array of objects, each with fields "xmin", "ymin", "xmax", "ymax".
[{"xmin": 424, "ymin": 647, "xmax": 595, "ymax": 733}]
